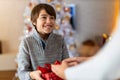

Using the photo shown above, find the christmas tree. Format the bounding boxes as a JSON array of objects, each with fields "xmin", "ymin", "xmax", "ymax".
[{"xmin": 23, "ymin": 0, "xmax": 78, "ymax": 57}]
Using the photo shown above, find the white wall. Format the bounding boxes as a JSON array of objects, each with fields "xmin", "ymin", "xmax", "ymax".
[
  {"xmin": 0, "ymin": 53, "xmax": 16, "ymax": 70},
  {"xmin": 65, "ymin": 0, "xmax": 118, "ymax": 44},
  {"xmin": 0, "ymin": 0, "xmax": 29, "ymax": 53}
]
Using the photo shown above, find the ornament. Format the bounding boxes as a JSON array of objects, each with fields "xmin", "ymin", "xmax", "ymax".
[
  {"xmin": 102, "ymin": 33, "xmax": 109, "ymax": 44},
  {"xmin": 47, "ymin": 0, "xmax": 52, "ymax": 3},
  {"xmin": 29, "ymin": 2, "xmax": 32, "ymax": 9},
  {"xmin": 54, "ymin": 24, "xmax": 60, "ymax": 30},
  {"xmin": 27, "ymin": 25, "xmax": 32, "ymax": 32},
  {"xmin": 64, "ymin": 15, "xmax": 71, "ymax": 21},
  {"xmin": 55, "ymin": 4, "xmax": 61, "ymax": 12},
  {"xmin": 64, "ymin": 7, "xmax": 70, "ymax": 12},
  {"xmin": 102, "ymin": 33, "xmax": 108, "ymax": 39},
  {"xmin": 69, "ymin": 44, "xmax": 76, "ymax": 50}
]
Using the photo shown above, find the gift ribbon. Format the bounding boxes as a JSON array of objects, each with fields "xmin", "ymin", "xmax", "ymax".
[{"xmin": 37, "ymin": 60, "xmax": 63, "ymax": 80}]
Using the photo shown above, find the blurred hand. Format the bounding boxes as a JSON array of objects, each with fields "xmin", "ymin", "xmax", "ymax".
[
  {"xmin": 76, "ymin": 57, "xmax": 90, "ymax": 63},
  {"xmin": 52, "ymin": 60, "xmax": 68, "ymax": 79},
  {"xmin": 29, "ymin": 70, "xmax": 44, "ymax": 80},
  {"xmin": 51, "ymin": 57, "xmax": 90, "ymax": 79}
]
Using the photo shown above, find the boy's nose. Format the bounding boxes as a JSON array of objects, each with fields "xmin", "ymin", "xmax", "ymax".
[{"xmin": 46, "ymin": 18, "xmax": 51, "ymax": 23}]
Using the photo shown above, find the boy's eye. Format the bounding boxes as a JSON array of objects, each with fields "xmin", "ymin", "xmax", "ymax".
[
  {"xmin": 50, "ymin": 16, "xmax": 54, "ymax": 19},
  {"xmin": 40, "ymin": 16, "xmax": 55, "ymax": 20},
  {"xmin": 41, "ymin": 16, "xmax": 47, "ymax": 19}
]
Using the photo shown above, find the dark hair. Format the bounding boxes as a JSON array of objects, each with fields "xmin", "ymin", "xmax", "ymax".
[
  {"xmin": 31, "ymin": 3, "xmax": 56, "ymax": 26},
  {"xmin": 82, "ymin": 39, "xmax": 95, "ymax": 46}
]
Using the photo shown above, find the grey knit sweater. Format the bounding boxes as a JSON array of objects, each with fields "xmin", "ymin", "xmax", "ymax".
[{"xmin": 17, "ymin": 29, "xmax": 69, "ymax": 80}]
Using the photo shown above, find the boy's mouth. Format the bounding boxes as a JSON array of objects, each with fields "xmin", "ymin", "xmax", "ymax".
[{"xmin": 45, "ymin": 24, "xmax": 53, "ymax": 29}]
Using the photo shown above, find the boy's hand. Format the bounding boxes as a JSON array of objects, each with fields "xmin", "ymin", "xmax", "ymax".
[{"xmin": 29, "ymin": 70, "xmax": 44, "ymax": 80}]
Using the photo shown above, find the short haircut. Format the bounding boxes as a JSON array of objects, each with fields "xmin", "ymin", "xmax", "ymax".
[
  {"xmin": 31, "ymin": 3, "xmax": 56, "ymax": 26},
  {"xmin": 82, "ymin": 39, "xmax": 95, "ymax": 46}
]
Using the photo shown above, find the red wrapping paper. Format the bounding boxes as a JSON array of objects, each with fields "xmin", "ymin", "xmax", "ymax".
[{"xmin": 37, "ymin": 60, "xmax": 63, "ymax": 80}]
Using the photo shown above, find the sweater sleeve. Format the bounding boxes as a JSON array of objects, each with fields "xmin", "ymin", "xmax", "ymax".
[
  {"xmin": 62, "ymin": 37, "xmax": 69, "ymax": 60},
  {"xmin": 17, "ymin": 39, "xmax": 32, "ymax": 80}
]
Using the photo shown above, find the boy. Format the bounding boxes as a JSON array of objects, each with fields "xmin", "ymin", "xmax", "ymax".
[{"xmin": 17, "ymin": 3, "xmax": 69, "ymax": 80}]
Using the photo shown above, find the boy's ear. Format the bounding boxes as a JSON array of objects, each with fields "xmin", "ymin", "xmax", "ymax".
[{"xmin": 33, "ymin": 22, "xmax": 36, "ymax": 26}]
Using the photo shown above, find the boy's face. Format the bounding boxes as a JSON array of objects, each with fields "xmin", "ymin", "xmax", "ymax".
[{"xmin": 34, "ymin": 9, "xmax": 55, "ymax": 34}]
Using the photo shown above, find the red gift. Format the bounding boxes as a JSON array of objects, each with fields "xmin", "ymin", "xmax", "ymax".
[{"xmin": 37, "ymin": 60, "xmax": 63, "ymax": 80}]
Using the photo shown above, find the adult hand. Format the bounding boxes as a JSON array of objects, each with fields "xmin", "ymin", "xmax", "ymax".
[
  {"xmin": 51, "ymin": 57, "xmax": 79, "ymax": 79},
  {"xmin": 29, "ymin": 70, "xmax": 44, "ymax": 80},
  {"xmin": 59, "ymin": 57, "xmax": 90, "ymax": 67},
  {"xmin": 76, "ymin": 57, "xmax": 90, "ymax": 63},
  {"xmin": 51, "ymin": 61, "xmax": 67, "ymax": 79},
  {"xmin": 51, "ymin": 57, "xmax": 90, "ymax": 79}
]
